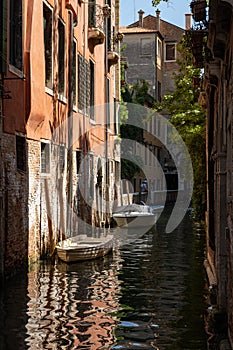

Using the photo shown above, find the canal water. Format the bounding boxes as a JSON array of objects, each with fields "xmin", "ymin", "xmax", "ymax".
[{"xmin": 0, "ymin": 210, "xmax": 208, "ymax": 349}]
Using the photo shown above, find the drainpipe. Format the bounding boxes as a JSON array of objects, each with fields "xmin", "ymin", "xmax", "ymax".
[
  {"xmin": 66, "ymin": 10, "xmax": 74, "ymax": 238},
  {"xmin": 105, "ymin": 7, "xmax": 109, "ymax": 228}
]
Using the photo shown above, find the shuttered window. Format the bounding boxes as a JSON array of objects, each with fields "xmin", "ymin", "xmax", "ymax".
[
  {"xmin": 78, "ymin": 54, "xmax": 90, "ymax": 112},
  {"xmin": 90, "ymin": 59, "xmax": 95, "ymax": 119},
  {"xmin": 72, "ymin": 39, "xmax": 77, "ymax": 105},
  {"xmin": 43, "ymin": 3, "xmax": 53, "ymax": 89},
  {"xmin": 0, "ymin": 0, "xmax": 7, "ymax": 73},
  {"xmin": 10, "ymin": 0, "xmax": 22, "ymax": 71},
  {"xmin": 58, "ymin": 18, "xmax": 65, "ymax": 95}
]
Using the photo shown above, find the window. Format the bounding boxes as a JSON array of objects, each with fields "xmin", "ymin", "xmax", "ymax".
[
  {"xmin": 149, "ymin": 145, "xmax": 152, "ymax": 166},
  {"xmin": 41, "ymin": 141, "xmax": 50, "ymax": 174},
  {"xmin": 106, "ymin": 78, "xmax": 110, "ymax": 128},
  {"xmin": 58, "ymin": 18, "xmax": 65, "ymax": 94},
  {"xmin": 158, "ymin": 81, "xmax": 162, "ymax": 102},
  {"xmin": 114, "ymin": 98, "xmax": 118, "ymax": 135},
  {"xmin": 78, "ymin": 54, "xmax": 90, "ymax": 112},
  {"xmin": 157, "ymin": 119, "xmax": 161, "ymax": 137},
  {"xmin": 88, "ymin": 0, "xmax": 96, "ymax": 28},
  {"xmin": 145, "ymin": 145, "xmax": 148, "ymax": 165},
  {"xmin": 89, "ymin": 154, "xmax": 94, "ymax": 198},
  {"xmin": 90, "ymin": 59, "xmax": 95, "ymax": 119},
  {"xmin": 16, "ymin": 135, "xmax": 26, "ymax": 171},
  {"xmin": 115, "ymin": 161, "xmax": 120, "ymax": 183},
  {"xmin": 72, "ymin": 39, "xmax": 77, "ymax": 105},
  {"xmin": 43, "ymin": 3, "xmax": 53, "ymax": 89},
  {"xmin": 106, "ymin": 160, "xmax": 110, "ymax": 185},
  {"xmin": 59, "ymin": 145, "xmax": 65, "ymax": 176},
  {"xmin": 165, "ymin": 43, "xmax": 176, "ymax": 61},
  {"xmin": 157, "ymin": 38, "xmax": 162, "ymax": 58},
  {"xmin": 0, "ymin": 0, "xmax": 7, "ymax": 73},
  {"xmin": 10, "ymin": 0, "xmax": 22, "ymax": 70},
  {"xmin": 140, "ymin": 38, "xmax": 151, "ymax": 56},
  {"xmin": 76, "ymin": 149, "xmax": 82, "ymax": 175}
]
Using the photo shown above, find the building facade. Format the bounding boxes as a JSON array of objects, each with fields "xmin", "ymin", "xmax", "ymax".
[
  {"xmin": 119, "ymin": 10, "xmax": 185, "ymax": 201},
  {"xmin": 0, "ymin": 0, "xmax": 121, "ymax": 276},
  {"xmin": 203, "ymin": 0, "xmax": 233, "ymax": 346}
]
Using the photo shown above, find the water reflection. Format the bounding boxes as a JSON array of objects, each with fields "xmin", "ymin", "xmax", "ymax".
[
  {"xmin": 113, "ymin": 212, "xmax": 208, "ymax": 349},
  {"xmin": 0, "ymin": 211, "xmax": 208, "ymax": 350},
  {"xmin": 25, "ymin": 255, "xmax": 122, "ymax": 349}
]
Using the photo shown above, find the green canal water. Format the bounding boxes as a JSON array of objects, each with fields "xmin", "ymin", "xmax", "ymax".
[{"xmin": 0, "ymin": 210, "xmax": 208, "ymax": 349}]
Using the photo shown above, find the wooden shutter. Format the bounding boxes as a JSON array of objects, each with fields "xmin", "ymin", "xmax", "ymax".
[{"xmin": 0, "ymin": 0, "xmax": 7, "ymax": 73}]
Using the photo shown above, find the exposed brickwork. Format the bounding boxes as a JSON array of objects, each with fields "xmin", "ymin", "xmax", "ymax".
[
  {"xmin": 1, "ymin": 133, "xmax": 28, "ymax": 275},
  {"xmin": 0, "ymin": 0, "xmax": 121, "ymax": 277}
]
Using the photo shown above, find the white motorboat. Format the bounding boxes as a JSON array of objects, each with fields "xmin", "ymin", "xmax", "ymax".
[{"xmin": 112, "ymin": 203, "xmax": 163, "ymax": 228}]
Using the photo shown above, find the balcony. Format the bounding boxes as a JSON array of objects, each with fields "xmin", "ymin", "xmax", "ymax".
[
  {"xmin": 88, "ymin": 2, "xmax": 105, "ymax": 46},
  {"xmin": 108, "ymin": 50, "xmax": 119, "ymax": 67},
  {"xmin": 107, "ymin": 35, "xmax": 121, "ymax": 68},
  {"xmin": 186, "ymin": 27, "xmax": 208, "ymax": 68}
]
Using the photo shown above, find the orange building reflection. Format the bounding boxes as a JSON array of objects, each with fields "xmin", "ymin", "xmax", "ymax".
[{"xmin": 25, "ymin": 254, "xmax": 122, "ymax": 349}]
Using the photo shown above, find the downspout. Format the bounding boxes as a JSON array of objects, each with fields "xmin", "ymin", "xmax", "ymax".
[
  {"xmin": 104, "ymin": 6, "xmax": 109, "ymax": 227},
  {"xmin": 66, "ymin": 10, "xmax": 74, "ymax": 238}
]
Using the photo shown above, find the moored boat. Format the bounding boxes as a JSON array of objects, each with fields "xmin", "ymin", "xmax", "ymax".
[
  {"xmin": 56, "ymin": 234, "xmax": 114, "ymax": 263},
  {"xmin": 112, "ymin": 203, "xmax": 163, "ymax": 228}
]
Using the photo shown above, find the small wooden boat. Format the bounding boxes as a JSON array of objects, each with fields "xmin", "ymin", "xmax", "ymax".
[{"xmin": 56, "ymin": 234, "xmax": 114, "ymax": 263}]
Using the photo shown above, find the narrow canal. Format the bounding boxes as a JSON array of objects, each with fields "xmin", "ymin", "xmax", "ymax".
[{"xmin": 0, "ymin": 210, "xmax": 208, "ymax": 349}]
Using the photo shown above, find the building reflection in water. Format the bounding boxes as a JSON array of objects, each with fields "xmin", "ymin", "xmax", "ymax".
[{"xmin": 25, "ymin": 253, "xmax": 122, "ymax": 349}]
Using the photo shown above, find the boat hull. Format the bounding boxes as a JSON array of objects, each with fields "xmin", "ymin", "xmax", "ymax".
[
  {"xmin": 113, "ymin": 213, "xmax": 157, "ymax": 228},
  {"xmin": 112, "ymin": 203, "xmax": 164, "ymax": 229},
  {"xmin": 56, "ymin": 236, "xmax": 113, "ymax": 263}
]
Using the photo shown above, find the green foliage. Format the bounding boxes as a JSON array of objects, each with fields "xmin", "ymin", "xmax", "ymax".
[
  {"xmin": 120, "ymin": 52, "xmax": 151, "ymax": 180},
  {"xmin": 121, "ymin": 157, "xmax": 142, "ymax": 180},
  {"xmin": 152, "ymin": 0, "xmax": 169, "ymax": 6},
  {"xmin": 154, "ymin": 37, "xmax": 206, "ymax": 220}
]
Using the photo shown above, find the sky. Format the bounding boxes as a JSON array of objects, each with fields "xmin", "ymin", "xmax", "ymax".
[{"xmin": 120, "ymin": 0, "xmax": 192, "ymax": 29}]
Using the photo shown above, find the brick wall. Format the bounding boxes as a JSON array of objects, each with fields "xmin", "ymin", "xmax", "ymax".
[{"xmin": 1, "ymin": 133, "xmax": 28, "ymax": 276}]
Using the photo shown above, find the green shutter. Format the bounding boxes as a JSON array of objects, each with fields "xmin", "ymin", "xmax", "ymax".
[{"xmin": 0, "ymin": 0, "xmax": 7, "ymax": 73}]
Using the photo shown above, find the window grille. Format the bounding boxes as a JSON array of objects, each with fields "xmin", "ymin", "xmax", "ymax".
[
  {"xmin": 16, "ymin": 135, "xmax": 26, "ymax": 172},
  {"xmin": 41, "ymin": 141, "xmax": 50, "ymax": 174}
]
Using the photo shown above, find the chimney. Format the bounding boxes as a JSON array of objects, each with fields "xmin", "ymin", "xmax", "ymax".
[
  {"xmin": 185, "ymin": 14, "xmax": 192, "ymax": 30},
  {"xmin": 156, "ymin": 9, "xmax": 161, "ymax": 31},
  {"xmin": 138, "ymin": 9, "xmax": 144, "ymax": 27}
]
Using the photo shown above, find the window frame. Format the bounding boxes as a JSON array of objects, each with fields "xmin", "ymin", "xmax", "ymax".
[
  {"xmin": 10, "ymin": 0, "xmax": 23, "ymax": 72},
  {"xmin": 164, "ymin": 42, "xmax": 176, "ymax": 62},
  {"xmin": 58, "ymin": 17, "xmax": 65, "ymax": 96},
  {"xmin": 43, "ymin": 1, "xmax": 53, "ymax": 90},
  {"xmin": 72, "ymin": 38, "xmax": 77, "ymax": 106},
  {"xmin": 40, "ymin": 140, "xmax": 51, "ymax": 174},
  {"xmin": 89, "ymin": 59, "xmax": 95, "ymax": 120}
]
